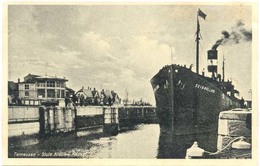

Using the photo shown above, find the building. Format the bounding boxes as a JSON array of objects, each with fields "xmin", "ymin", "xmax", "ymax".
[
  {"xmin": 75, "ymin": 87, "xmax": 120, "ymax": 106},
  {"xmin": 18, "ymin": 73, "xmax": 68, "ymax": 105},
  {"xmin": 8, "ymin": 81, "xmax": 19, "ymax": 105},
  {"xmin": 111, "ymin": 90, "xmax": 121, "ymax": 104},
  {"xmin": 75, "ymin": 87, "xmax": 100, "ymax": 106},
  {"xmin": 100, "ymin": 89, "xmax": 113, "ymax": 106}
]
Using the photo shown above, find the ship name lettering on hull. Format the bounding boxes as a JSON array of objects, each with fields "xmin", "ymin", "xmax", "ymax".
[{"xmin": 195, "ymin": 84, "xmax": 215, "ymax": 93}]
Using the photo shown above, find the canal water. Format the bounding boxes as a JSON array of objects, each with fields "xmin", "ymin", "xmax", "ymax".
[
  {"xmin": 9, "ymin": 122, "xmax": 251, "ymax": 159},
  {"xmin": 9, "ymin": 124, "xmax": 161, "ymax": 158},
  {"xmin": 86, "ymin": 124, "xmax": 160, "ymax": 158}
]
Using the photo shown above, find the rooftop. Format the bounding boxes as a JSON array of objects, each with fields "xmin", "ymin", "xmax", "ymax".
[{"xmin": 23, "ymin": 73, "xmax": 68, "ymax": 82}]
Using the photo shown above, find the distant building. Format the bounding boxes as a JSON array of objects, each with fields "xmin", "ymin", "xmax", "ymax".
[
  {"xmin": 245, "ymin": 100, "xmax": 252, "ymax": 109},
  {"xmin": 75, "ymin": 87, "xmax": 100, "ymax": 106},
  {"xmin": 8, "ymin": 81, "xmax": 19, "ymax": 104},
  {"xmin": 100, "ymin": 89, "xmax": 120, "ymax": 106},
  {"xmin": 91, "ymin": 88, "xmax": 100, "ymax": 105},
  {"xmin": 111, "ymin": 90, "xmax": 121, "ymax": 104},
  {"xmin": 75, "ymin": 87, "xmax": 120, "ymax": 106},
  {"xmin": 18, "ymin": 73, "xmax": 68, "ymax": 105},
  {"xmin": 100, "ymin": 89, "xmax": 112, "ymax": 106},
  {"xmin": 65, "ymin": 87, "xmax": 75, "ymax": 98}
]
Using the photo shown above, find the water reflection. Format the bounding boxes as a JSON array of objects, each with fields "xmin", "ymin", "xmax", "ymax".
[
  {"xmin": 10, "ymin": 122, "xmax": 220, "ymax": 159},
  {"xmin": 157, "ymin": 130, "xmax": 218, "ymax": 158},
  {"xmin": 87, "ymin": 124, "xmax": 160, "ymax": 158},
  {"xmin": 83, "ymin": 124, "xmax": 218, "ymax": 159}
]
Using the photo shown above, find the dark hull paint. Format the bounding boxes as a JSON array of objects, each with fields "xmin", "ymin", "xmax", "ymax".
[
  {"xmin": 151, "ymin": 65, "xmax": 240, "ymax": 157},
  {"xmin": 157, "ymin": 131, "xmax": 218, "ymax": 158}
]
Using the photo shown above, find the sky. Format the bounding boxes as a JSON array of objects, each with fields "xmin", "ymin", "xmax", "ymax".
[{"xmin": 7, "ymin": 4, "xmax": 252, "ymax": 104}]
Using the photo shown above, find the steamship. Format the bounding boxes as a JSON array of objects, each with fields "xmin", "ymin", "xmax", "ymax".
[{"xmin": 150, "ymin": 9, "xmax": 242, "ymax": 155}]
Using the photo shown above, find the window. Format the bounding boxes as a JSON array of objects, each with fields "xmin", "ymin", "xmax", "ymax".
[
  {"xmin": 25, "ymin": 91, "xmax": 29, "ymax": 97},
  {"xmin": 37, "ymin": 82, "xmax": 45, "ymax": 87},
  {"xmin": 227, "ymin": 91, "xmax": 231, "ymax": 96},
  {"xmin": 47, "ymin": 89, "xmax": 55, "ymax": 98},
  {"xmin": 47, "ymin": 81, "xmax": 55, "ymax": 87},
  {"xmin": 57, "ymin": 90, "xmax": 60, "ymax": 98},
  {"xmin": 38, "ymin": 89, "xmax": 45, "ymax": 98},
  {"xmin": 56, "ymin": 82, "xmax": 60, "ymax": 87},
  {"xmin": 61, "ymin": 90, "xmax": 65, "ymax": 98},
  {"xmin": 25, "ymin": 84, "xmax": 29, "ymax": 89}
]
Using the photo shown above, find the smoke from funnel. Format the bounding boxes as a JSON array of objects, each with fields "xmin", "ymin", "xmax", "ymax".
[{"xmin": 212, "ymin": 20, "xmax": 252, "ymax": 50}]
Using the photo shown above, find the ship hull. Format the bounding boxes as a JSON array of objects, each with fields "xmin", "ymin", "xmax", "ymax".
[{"xmin": 151, "ymin": 65, "xmax": 240, "ymax": 158}]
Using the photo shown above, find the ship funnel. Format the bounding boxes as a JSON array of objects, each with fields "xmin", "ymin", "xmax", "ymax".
[
  {"xmin": 207, "ymin": 50, "xmax": 218, "ymax": 78},
  {"xmin": 207, "ymin": 50, "xmax": 218, "ymax": 60}
]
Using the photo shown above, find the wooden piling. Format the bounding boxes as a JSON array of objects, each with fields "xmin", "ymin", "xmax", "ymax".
[
  {"xmin": 39, "ymin": 106, "xmax": 46, "ymax": 138},
  {"xmin": 103, "ymin": 106, "xmax": 119, "ymax": 136},
  {"xmin": 74, "ymin": 106, "xmax": 78, "ymax": 134}
]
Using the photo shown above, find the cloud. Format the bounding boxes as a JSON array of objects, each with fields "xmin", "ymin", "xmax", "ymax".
[
  {"xmin": 100, "ymin": 35, "xmax": 173, "ymax": 103},
  {"xmin": 70, "ymin": 33, "xmax": 173, "ymax": 103},
  {"xmin": 58, "ymin": 45, "xmax": 68, "ymax": 51},
  {"xmin": 8, "ymin": 5, "xmax": 252, "ymax": 103},
  {"xmin": 126, "ymin": 35, "xmax": 172, "ymax": 77},
  {"xmin": 80, "ymin": 31, "xmax": 117, "ymax": 61},
  {"xmin": 81, "ymin": 31, "xmax": 111, "ymax": 51}
]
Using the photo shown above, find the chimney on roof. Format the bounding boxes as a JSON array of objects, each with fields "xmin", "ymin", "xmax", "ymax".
[
  {"xmin": 82, "ymin": 86, "xmax": 84, "ymax": 90},
  {"xmin": 18, "ymin": 78, "xmax": 20, "ymax": 83}
]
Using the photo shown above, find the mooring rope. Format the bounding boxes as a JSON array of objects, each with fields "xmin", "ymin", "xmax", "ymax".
[{"xmin": 204, "ymin": 136, "xmax": 244, "ymax": 155}]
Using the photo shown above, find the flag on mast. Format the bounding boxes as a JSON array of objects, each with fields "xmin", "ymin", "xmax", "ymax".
[{"xmin": 198, "ymin": 8, "xmax": 206, "ymax": 20}]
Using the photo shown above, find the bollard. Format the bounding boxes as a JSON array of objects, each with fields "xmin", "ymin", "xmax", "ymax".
[
  {"xmin": 185, "ymin": 141, "xmax": 205, "ymax": 159},
  {"xmin": 232, "ymin": 138, "xmax": 251, "ymax": 150}
]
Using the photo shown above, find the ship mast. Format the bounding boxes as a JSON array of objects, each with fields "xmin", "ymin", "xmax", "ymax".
[
  {"xmin": 196, "ymin": 15, "xmax": 200, "ymax": 74},
  {"xmin": 169, "ymin": 55, "xmax": 175, "ymax": 132},
  {"xmin": 196, "ymin": 8, "xmax": 206, "ymax": 74},
  {"xmin": 171, "ymin": 46, "xmax": 172, "ymax": 64},
  {"xmin": 222, "ymin": 53, "xmax": 225, "ymax": 82}
]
